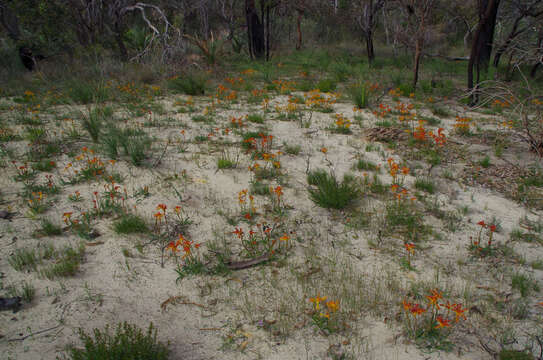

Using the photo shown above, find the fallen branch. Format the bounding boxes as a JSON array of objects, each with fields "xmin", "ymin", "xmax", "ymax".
[
  {"xmin": 226, "ymin": 254, "xmax": 270, "ymax": 270},
  {"xmin": 7, "ymin": 324, "xmax": 62, "ymax": 342}
]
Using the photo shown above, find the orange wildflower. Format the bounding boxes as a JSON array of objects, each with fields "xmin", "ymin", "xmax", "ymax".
[{"xmin": 435, "ymin": 316, "xmax": 451, "ymax": 329}]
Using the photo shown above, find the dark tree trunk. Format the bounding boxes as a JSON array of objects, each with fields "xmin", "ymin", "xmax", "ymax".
[
  {"xmin": 266, "ymin": 3, "xmax": 270, "ymax": 61},
  {"xmin": 413, "ymin": 38, "xmax": 422, "ymax": 89},
  {"xmin": 476, "ymin": 0, "xmax": 500, "ymax": 71},
  {"xmin": 468, "ymin": 0, "xmax": 501, "ymax": 104},
  {"xmin": 296, "ymin": 10, "xmax": 303, "ymax": 50},
  {"xmin": 245, "ymin": 0, "xmax": 265, "ymax": 59},
  {"xmin": 0, "ymin": 2, "xmax": 20, "ymax": 41},
  {"xmin": 532, "ymin": 62, "xmax": 541, "ymax": 77},
  {"xmin": 114, "ymin": 22, "xmax": 128, "ymax": 62},
  {"xmin": 365, "ymin": 30, "xmax": 375, "ymax": 63}
]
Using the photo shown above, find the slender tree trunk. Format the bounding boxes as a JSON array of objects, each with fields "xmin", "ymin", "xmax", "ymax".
[
  {"xmin": 413, "ymin": 38, "xmax": 422, "ymax": 89},
  {"xmin": 296, "ymin": 10, "xmax": 303, "ymax": 50},
  {"xmin": 366, "ymin": 30, "xmax": 375, "ymax": 63},
  {"xmin": 266, "ymin": 3, "xmax": 270, "ymax": 61}
]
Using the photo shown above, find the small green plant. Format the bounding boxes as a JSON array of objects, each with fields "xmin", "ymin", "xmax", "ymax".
[
  {"xmin": 307, "ymin": 169, "xmax": 360, "ymax": 209},
  {"xmin": 114, "ymin": 214, "xmax": 148, "ymax": 234},
  {"xmin": 168, "ymin": 74, "xmax": 206, "ymax": 95},
  {"xmin": 65, "ymin": 322, "xmax": 169, "ymax": 360},
  {"xmin": 40, "ymin": 243, "xmax": 85, "ymax": 279},
  {"xmin": 498, "ymin": 350, "xmax": 535, "ymax": 360},
  {"xmin": 429, "ymin": 105, "xmax": 450, "ymax": 118},
  {"xmin": 283, "ymin": 143, "xmax": 301, "ymax": 155},
  {"xmin": 349, "ymin": 83, "xmax": 369, "ymax": 109},
  {"xmin": 479, "ymin": 156, "xmax": 491, "ymax": 168},
  {"xmin": 5, "ymin": 280, "xmax": 35, "ymax": 303},
  {"xmin": 355, "ymin": 158, "xmax": 379, "ymax": 172},
  {"xmin": 531, "ymin": 259, "xmax": 543, "ymax": 270},
  {"xmin": 511, "ymin": 272, "xmax": 539, "ymax": 298},
  {"xmin": 82, "ymin": 107, "xmax": 106, "ymax": 143},
  {"xmin": 68, "ymin": 81, "xmax": 109, "ymax": 104},
  {"xmin": 316, "ymin": 79, "xmax": 337, "ymax": 93},
  {"xmin": 247, "ymin": 113, "xmax": 264, "ymax": 124},
  {"xmin": 217, "ymin": 151, "xmax": 238, "ymax": 169},
  {"xmin": 414, "ymin": 177, "xmax": 436, "ymax": 194},
  {"xmin": 250, "ymin": 180, "xmax": 271, "ymax": 195},
  {"xmin": 39, "ymin": 219, "xmax": 63, "ymax": 236}
]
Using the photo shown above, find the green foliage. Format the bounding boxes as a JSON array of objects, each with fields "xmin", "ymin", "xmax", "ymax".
[
  {"xmin": 414, "ymin": 177, "xmax": 436, "ymax": 194},
  {"xmin": 102, "ymin": 125, "xmax": 152, "ymax": 166},
  {"xmin": 307, "ymin": 169, "xmax": 360, "ymax": 209},
  {"xmin": 349, "ymin": 83, "xmax": 370, "ymax": 109},
  {"xmin": 113, "ymin": 214, "xmax": 148, "ymax": 234},
  {"xmin": 65, "ymin": 322, "xmax": 169, "ymax": 360},
  {"xmin": 168, "ymin": 74, "xmax": 206, "ymax": 95},
  {"xmin": 316, "ymin": 79, "xmax": 337, "ymax": 93},
  {"xmin": 355, "ymin": 159, "xmax": 378, "ymax": 172},
  {"xmin": 40, "ymin": 244, "xmax": 85, "ymax": 279},
  {"xmin": 511, "ymin": 273, "xmax": 539, "ymax": 298},
  {"xmin": 247, "ymin": 114, "xmax": 264, "ymax": 124},
  {"xmin": 499, "ymin": 350, "xmax": 534, "ymax": 360},
  {"xmin": 82, "ymin": 107, "xmax": 107, "ymax": 142},
  {"xmin": 39, "ymin": 218, "xmax": 63, "ymax": 236},
  {"xmin": 68, "ymin": 81, "xmax": 110, "ymax": 104},
  {"xmin": 479, "ymin": 156, "xmax": 491, "ymax": 168}
]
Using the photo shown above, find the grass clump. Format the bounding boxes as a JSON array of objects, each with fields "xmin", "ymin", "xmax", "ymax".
[
  {"xmin": 65, "ymin": 322, "xmax": 169, "ymax": 360},
  {"xmin": 316, "ymin": 79, "xmax": 337, "ymax": 93},
  {"xmin": 355, "ymin": 158, "xmax": 379, "ymax": 172},
  {"xmin": 6, "ymin": 280, "xmax": 35, "ymax": 303},
  {"xmin": 113, "ymin": 214, "xmax": 148, "ymax": 234},
  {"xmin": 479, "ymin": 155, "xmax": 491, "ymax": 168},
  {"xmin": 349, "ymin": 83, "xmax": 370, "ymax": 109},
  {"xmin": 247, "ymin": 113, "xmax": 264, "ymax": 124},
  {"xmin": 414, "ymin": 177, "xmax": 436, "ymax": 194},
  {"xmin": 511, "ymin": 272, "xmax": 539, "ymax": 298},
  {"xmin": 168, "ymin": 74, "xmax": 206, "ymax": 95},
  {"xmin": 498, "ymin": 350, "xmax": 534, "ymax": 360},
  {"xmin": 39, "ymin": 219, "xmax": 63, "ymax": 236},
  {"xmin": 40, "ymin": 244, "xmax": 85, "ymax": 279},
  {"xmin": 307, "ymin": 169, "xmax": 360, "ymax": 209},
  {"xmin": 283, "ymin": 143, "xmax": 301, "ymax": 155},
  {"xmin": 82, "ymin": 107, "xmax": 108, "ymax": 143}
]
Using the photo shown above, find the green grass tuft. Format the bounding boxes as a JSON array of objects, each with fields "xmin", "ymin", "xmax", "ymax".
[
  {"xmin": 307, "ymin": 169, "xmax": 360, "ymax": 209},
  {"xmin": 114, "ymin": 214, "xmax": 148, "ymax": 234},
  {"xmin": 66, "ymin": 322, "xmax": 169, "ymax": 360}
]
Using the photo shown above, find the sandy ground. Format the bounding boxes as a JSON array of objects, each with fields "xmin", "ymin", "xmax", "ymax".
[{"xmin": 1, "ymin": 88, "xmax": 542, "ymax": 360}]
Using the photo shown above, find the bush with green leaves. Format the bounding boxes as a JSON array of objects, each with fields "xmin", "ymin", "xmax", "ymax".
[
  {"xmin": 307, "ymin": 169, "xmax": 360, "ymax": 209},
  {"xmin": 65, "ymin": 322, "xmax": 169, "ymax": 360}
]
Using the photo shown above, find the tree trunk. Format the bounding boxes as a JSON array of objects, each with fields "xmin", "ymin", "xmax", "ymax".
[
  {"xmin": 114, "ymin": 22, "xmax": 128, "ymax": 62},
  {"xmin": 245, "ymin": 0, "xmax": 265, "ymax": 59},
  {"xmin": 366, "ymin": 30, "xmax": 375, "ymax": 63},
  {"xmin": 476, "ymin": 0, "xmax": 500, "ymax": 71},
  {"xmin": 468, "ymin": 0, "xmax": 501, "ymax": 104},
  {"xmin": 266, "ymin": 3, "xmax": 270, "ymax": 61},
  {"xmin": 0, "ymin": 2, "xmax": 20, "ymax": 41},
  {"xmin": 413, "ymin": 38, "xmax": 422, "ymax": 89},
  {"xmin": 296, "ymin": 10, "xmax": 303, "ymax": 50},
  {"xmin": 532, "ymin": 62, "xmax": 541, "ymax": 77}
]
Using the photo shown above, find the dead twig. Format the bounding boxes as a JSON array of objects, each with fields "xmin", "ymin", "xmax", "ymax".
[{"xmin": 226, "ymin": 254, "xmax": 270, "ymax": 270}]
